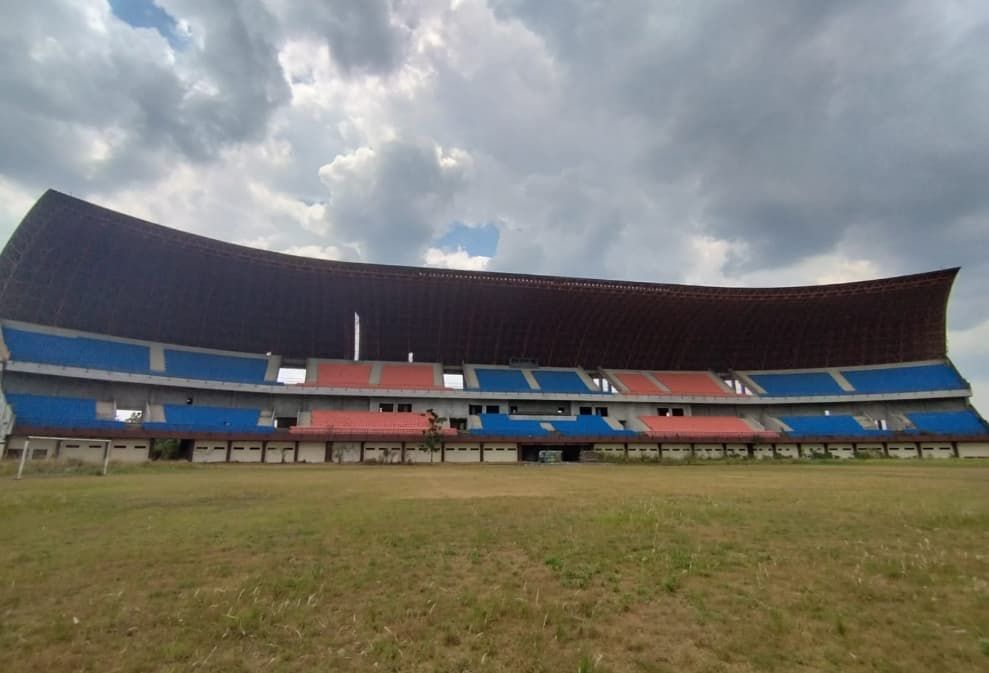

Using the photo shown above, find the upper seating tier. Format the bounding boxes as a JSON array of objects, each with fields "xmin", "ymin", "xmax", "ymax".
[
  {"xmin": 4, "ymin": 326, "xmax": 151, "ymax": 374},
  {"xmin": 747, "ymin": 372, "xmax": 845, "ymax": 396},
  {"xmin": 163, "ymin": 349, "xmax": 268, "ymax": 384},
  {"xmin": 841, "ymin": 364, "xmax": 966, "ymax": 394},
  {"xmin": 612, "ymin": 371, "xmax": 661, "ymax": 394},
  {"xmin": 378, "ymin": 364, "xmax": 439, "ymax": 389},
  {"xmin": 906, "ymin": 410, "xmax": 988, "ymax": 435},
  {"xmin": 652, "ymin": 372, "xmax": 733, "ymax": 396},
  {"xmin": 7, "ymin": 393, "xmax": 125, "ymax": 430},
  {"xmin": 779, "ymin": 415, "xmax": 886, "ymax": 437},
  {"xmin": 640, "ymin": 416, "xmax": 777, "ymax": 438},
  {"xmin": 531, "ymin": 370, "xmax": 595, "ymax": 394},
  {"xmin": 472, "ymin": 369, "xmax": 533, "ymax": 392},
  {"xmin": 315, "ymin": 363, "xmax": 373, "ymax": 387}
]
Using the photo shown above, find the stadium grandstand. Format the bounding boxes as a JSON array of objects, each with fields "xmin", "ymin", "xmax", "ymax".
[{"xmin": 0, "ymin": 189, "xmax": 987, "ymax": 464}]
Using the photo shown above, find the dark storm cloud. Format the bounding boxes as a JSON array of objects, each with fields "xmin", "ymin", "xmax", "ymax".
[
  {"xmin": 318, "ymin": 139, "xmax": 470, "ymax": 264},
  {"xmin": 0, "ymin": 1, "xmax": 288, "ymax": 196},
  {"xmin": 489, "ymin": 0, "xmax": 989, "ymax": 277},
  {"xmin": 273, "ymin": 0, "xmax": 409, "ymax": 74}
]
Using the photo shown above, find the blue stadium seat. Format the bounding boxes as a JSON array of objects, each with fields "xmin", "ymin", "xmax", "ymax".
[
  {"xmin": 473, "ymin": 369, "xmax": 533, "ymax": 392},
  {"xmin": 163, "ymin": 349, "xmax": 269, "ymax": 384},
  {"xmin": 748, "ymin": 372, "xmax": 845, "ymax": 396},
  {"xmin": 779, "ymin": 415, "xmax": 886, "ymax": 437},
  {"xmin": 470, "ymin": 414, "xmax": 549, "ymax": 437},
  {"xmin": 3, "ymin": 326, "xmax": 150, "ymax": 374},
  {"xmin": 906, "ymin": 410, "xmax": 988, "ymax": 435},
  {"xmin": 6, "ymin": 393, "xmax": 125, "ymax": 429},
  {"xmin": 552, "ymin": 415, "xmax": 636, "ymax": 437},
  {"xmin": 144, "ymin": 404, "xmax": 272, "ymax": 433},
  {"xmin": 841, "ymin": 364, "xmax": 966, "ymax": 394},
  {"xmin": 531, "ymin": 370, "xmax": 594, "ymax": 393}
]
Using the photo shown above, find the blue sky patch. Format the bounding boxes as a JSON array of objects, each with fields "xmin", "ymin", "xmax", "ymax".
[
  {"xmin": 109, "ymin": 0, "xmax": 185, "ymax": 49},
  {"xmin": 435, "ymin": 222, "xmax": 498, "ymax": 257}
]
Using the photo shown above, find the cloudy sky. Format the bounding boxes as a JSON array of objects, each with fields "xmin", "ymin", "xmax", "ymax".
[{"xmin": 1, "ymin": 0, "xmax": 987, "ymax": 408}]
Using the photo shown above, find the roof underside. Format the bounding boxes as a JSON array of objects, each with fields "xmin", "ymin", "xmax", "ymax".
[{"xmin": 0, "ymin": 190, "xmax": 957, "ymax": 371}]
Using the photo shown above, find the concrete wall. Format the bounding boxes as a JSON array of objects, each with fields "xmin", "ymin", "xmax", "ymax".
[
  {"xmin": 853, "ymin": 442, "xmax": 885, "ymax": 458},
  {"xmin": 957, "ymin": 442, "xmax": 989, "ymax": 458},
  {"xmin": 694, "ymin": 443, "xmax": 725, "ymax": 459},
  {"xmin": 4, "ymin": 436, "xmax": 59, "ymax": 461},
  {"xmin": 725, "ymin": 443, "xmax": 749, "ymax": 458},
  {"xmin": 628, "ymin": 443, "xmax": 659, "ymax": 459},
  {"xmin": 404, "ymin": 443, "xmax": 438, "ymax": 464},
  {"xmin": 661, "ymin": 443, "xmax": 691, "ymax": 460},
  {"xmin": 482, "ymin": 443, "xmax": 518, "ymax": 463},
  {"xmin": 919, "ymin": 442, "xmax": 954, "ymax": 459},
  {"xmin": 230, "ymin": 441, "xmax": 263, "ymax": 463},
  {"xmin": 193, "ymin": 441, "xmax": 228, "ymax": 463},
  {"xmin": 330, "ymin": 441, "xmax": 361, "ymax": 463},
  {"xmin": 297, "ymin": 441, "xmax": 326, "ymax": 463},
  {"xmin": 593, "ymin": 443, "xmax": 626, "ymax": 459},
  {"xmin": 363, "ymin": 443, "xmax": 403, "ymax": 463},
  {"xmin": 775, "ymin": 443, "xmax": 799, "ymax": 458},
  {"xmin": 264, "ymin": 441, "xmax": 296, "ymax": 464},
  {"xmin": 826, "ymin": 443, "xmax": 855, "ymax": 459},
  {"xmin": 887, "ymin": 442, "xmax": 919, "ymax": 459},
  {"xmin": 59, "ymin": 440, "xmax": 106, "ymax": 463},
  {"xmin": 443, "ymin": 443, "xmax": 481, "ymax": 463},
  {"xmin": 109, "ymin": 439, "xmax": 149, "ymax": 463},
  {"xmin": 753, "ymin": 443, "xmax": 775, "ymax": 459},
  {"xmin": 800, "ymin": 443, "xmax": 828, "ymax": 458}
]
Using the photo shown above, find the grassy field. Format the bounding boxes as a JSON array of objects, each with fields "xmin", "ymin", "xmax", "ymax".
[{"xmin": 1, "ymin": 462, "xmax": 987, "ymax": 672}]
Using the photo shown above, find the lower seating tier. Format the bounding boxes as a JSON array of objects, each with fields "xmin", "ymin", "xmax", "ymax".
[
  {"xmin": 6, "ymin": 393, "xmax": 126, "ymax": 429},
  {"xmin": 144, "ymin": 405, "xmax": 271, "ymax": 433},
  {"xmin": 779, "ymin": 415, "xmax": 887, "ymax": 437},
  {"xmin": 906, "ymin": 410, "xmax": 988, "ymax": 434}
]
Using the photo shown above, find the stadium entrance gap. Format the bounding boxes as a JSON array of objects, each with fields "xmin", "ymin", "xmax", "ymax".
[{"xmin": 520, "ymin": 444, "xmax": 589, "ymax": 462}]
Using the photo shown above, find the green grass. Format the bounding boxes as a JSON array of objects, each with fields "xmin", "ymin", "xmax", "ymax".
[{"xmin": 1, "ymin": 462, "xmax": 988, "ymax": 672}]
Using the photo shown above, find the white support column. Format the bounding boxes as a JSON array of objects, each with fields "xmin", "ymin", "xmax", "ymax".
[
  {"xmin": 102, "ymin": 439, "xmax": 111, "ymax": 476},
  {"xmin": 15, "ymin": 437, "xmax": 30, "ymax": 480}
]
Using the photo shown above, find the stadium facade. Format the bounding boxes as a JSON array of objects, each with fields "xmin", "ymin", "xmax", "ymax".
[{"xmin": 0, "ymin": 189, "xmax": 987, "ymax": 464}]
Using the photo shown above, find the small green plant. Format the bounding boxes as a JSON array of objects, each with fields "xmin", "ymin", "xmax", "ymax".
[
  {"xmin": 151, "ymin": 438, "xmax": 181, "ymax": 460},
  {"xmin": 422, "ymin": 409, "xmax": 446, "ymax": 463},
  {"xmin": 577, "ymin": 654, "xmax": 604, "ymax": 673}
]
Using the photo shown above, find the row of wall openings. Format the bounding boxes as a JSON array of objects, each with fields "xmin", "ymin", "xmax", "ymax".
[
  {"xmin": 469, "ymin": 404, "xmax": 501, "ymax": 415},
  {"xmin": 379, "ymin": 403, "xmax": 413, "ymax": 412},
  {"xmin": 656, "ymin": 407, "xmax": 685, "ymax": 416},
  {"xmin": 579, "ymin": 406, "xmax": 610, "ymax": 417}
]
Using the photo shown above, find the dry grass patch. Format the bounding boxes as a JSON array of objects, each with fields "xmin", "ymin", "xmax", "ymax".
[{"xmin": 0, "ymin": 462, "xmax": 987, "ymax": 672}]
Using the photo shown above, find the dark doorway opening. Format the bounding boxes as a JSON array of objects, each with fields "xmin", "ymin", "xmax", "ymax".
[{"xmin": 520, "ymin": 444, "xmax": 589, "ymax": 462}]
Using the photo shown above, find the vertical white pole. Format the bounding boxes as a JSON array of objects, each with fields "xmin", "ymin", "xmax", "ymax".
[
  {"xmin": 102, "ymin": 440, "xmax": 111, "ymax": 476},
  {"xmin": 15, "ymin": 437, "xmax": 30, "ymax": 480}
]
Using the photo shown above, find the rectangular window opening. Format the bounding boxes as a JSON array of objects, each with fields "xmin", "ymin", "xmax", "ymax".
[
  {"xmin": 115, "ymin": 408, "xmax": 144, "ymax": 423},
  {"xmin": 277, "ymin": 367, "xmax": 307, "ymax": 384}
]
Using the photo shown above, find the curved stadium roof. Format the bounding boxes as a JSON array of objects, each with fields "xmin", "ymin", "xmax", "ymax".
[{"xmin": 0, "ymin": 190, "xmax": 957, "ymax": 371}]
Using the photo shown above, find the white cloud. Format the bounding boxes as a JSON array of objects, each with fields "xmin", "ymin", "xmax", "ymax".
[{"xmin": 423, "ymin": 245, "xmax": 490, "ymax": 270}]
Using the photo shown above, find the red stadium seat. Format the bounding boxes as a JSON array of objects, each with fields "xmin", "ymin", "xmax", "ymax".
[
  {"xmin": 613, "ymin": 371, "xmax": 663, "ymax": 394},
  {"xmin": 652, "ymin": 372, "xmax": 734, "ymax": 396},
  {"xmin": 316, "ymin": 363, "xmax": 372, "ymax": 387},
  {"xmin": 378, "ymin": 364, "xmax": 438, "ymax": 389}
]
